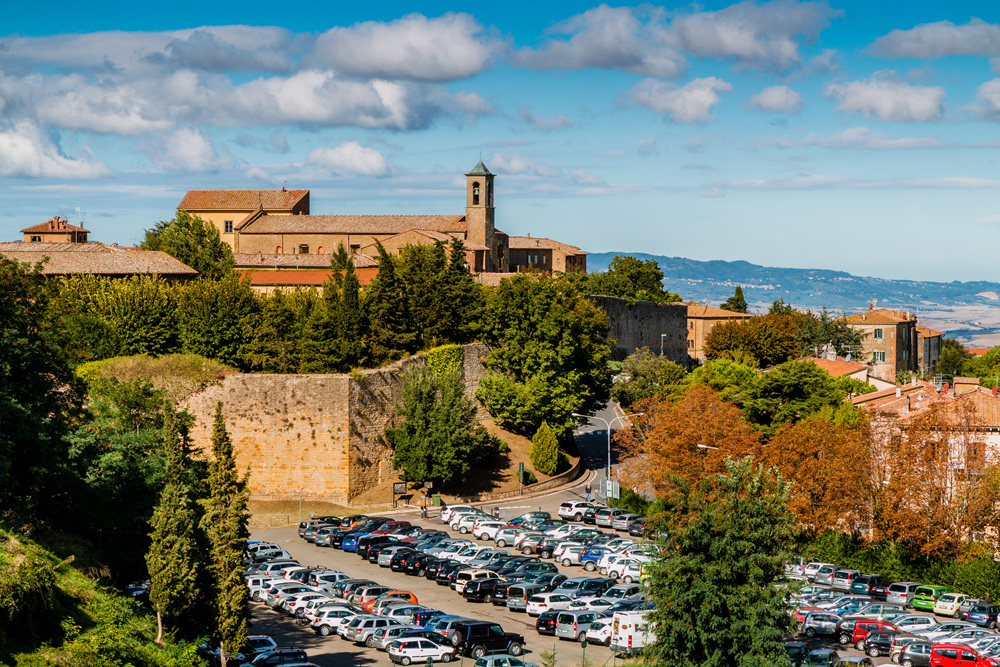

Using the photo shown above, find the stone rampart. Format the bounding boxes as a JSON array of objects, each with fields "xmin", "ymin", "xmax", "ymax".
[
  {"xmin": 181, "ymin": 343, "xmax": 490, "ymax": 504},
  {"xmin": 586, "ymin": 295, "xmax": 688, "ymax": 364}
]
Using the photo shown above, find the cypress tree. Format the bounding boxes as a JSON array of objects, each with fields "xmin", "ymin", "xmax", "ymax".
[
  {"xmin": 365, "ymin": 243, "xmax": 416, "ymax": 362},
  {"xmin": 530, "ymin": 422, "xmax": 560, "ymax": 476},
  {"xmin": 721, "ymin": 285, "xmax": 749, "ymax": 314},
  {"xmin": 200, "ymin": 403, "xmax": 250, "ymax": 667},
  {"xmin": 146, "ymin": 411, "xmax": 200, "ymax": 644}
]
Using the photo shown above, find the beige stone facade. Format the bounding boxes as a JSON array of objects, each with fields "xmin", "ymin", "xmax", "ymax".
[
  {"xmin": 180, "ymin": 344, "xmax": 489, "ymax": 503},
  {"xmin": 843, "ymin": 308, "xmax": 918, "ymax": 381},
  {"xmin": 507, "ymin": 236, "xmax": 587, "ymax": 274},
  {"xmin": 21, "ymin": 216, "xmax": 89, "ymax": 243},
  {"xmin": 686, "ymin": 303, "xmax": 754, "ymax": 361},
  {"xmin": 177, "ymin": 189, "xmax": 309, "ymax": 251},
  {"xmin": 917, "ymin": 325, "xmax": 944, "ymax": 375}
]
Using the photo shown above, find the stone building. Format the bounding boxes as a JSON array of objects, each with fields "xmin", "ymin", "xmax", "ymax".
[
  {"xmin": 21, "ymin": 216, "xmax": 89, "ymax": 243},
  {"xmin": 916, "ymin": 325, "xmax": 943, "ymax": 375},
  {"xmin": 0, "ymin": 242, "xmax": 196, "ymax": 280},
  {"xmin": 842, "ymin": 307, "xmax": 918, "ymax": 381},
  {"xmin": 177, "ymin": 188, "xmax": 309, "ymax": 250},
  {"xmin": 507, "ymin": 235, "xmax": 587, "ymax": 273},
  {"xmin": 686, "ymin": 303, "xmax": 754, "ymax": 362}
]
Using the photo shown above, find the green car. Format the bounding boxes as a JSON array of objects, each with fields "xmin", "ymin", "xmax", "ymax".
[{"xmin": 912, "ymin": 584, "xmax": 949, "ymax": 612}]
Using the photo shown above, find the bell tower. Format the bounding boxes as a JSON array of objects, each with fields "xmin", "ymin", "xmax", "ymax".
[{"xmin": 465, "ymin": 160, "xmax": 496, "ymax": 270}]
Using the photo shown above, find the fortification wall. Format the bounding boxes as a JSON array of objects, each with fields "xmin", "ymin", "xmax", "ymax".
[
  {"xmin": 181, "ymin": 343, "xmax": 491, "ymax": 504},
  {"xmin": 586, "ymin": 295, "xmax": 688, "ymax": 365}
]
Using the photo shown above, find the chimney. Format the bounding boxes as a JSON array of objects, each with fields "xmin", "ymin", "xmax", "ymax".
[
  {"xmin": 992, "ymin": 385, "xmax": 998, "ymax": 398},
  {"xmin": 895, "ymin": 387, "xmax": 902, "ymax": 397}
]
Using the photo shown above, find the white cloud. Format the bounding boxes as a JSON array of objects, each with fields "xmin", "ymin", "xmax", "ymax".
[
  {"xmin": 971, "ymin": 78, "xmax": 1000, "ymax": 119},
  {"xmin": 669, "ymin": 0, "xmax": 842, "ymax": 71},
  {"xmin": 314, "ymin": 13, "xmax": 497, "ymax": 82},
  {"xmin": 704, "ymin": 187, "xmax": 727, "ymax": 197},
  {"xmin": 514, "ymin": 5, "xmax": 686, "ymax": 78},
  {"xmin": 870, "ymin": 18, "xmax": 1000, "ymax": 58},
  {"xmin": 749, "ymin": 127, "xmax": 949, "ymax": 150},
  {"xmin": 0, "ymin": 121, "xmax": 110, "ymax": 178},
  {"xmin": 153, "ymin": 126, "xmax": 233, "ymax": 172},
  {"xmin": 570, "ymin": 168, "xmax": 605, "ymax": 186},
  {"xmin": 748, "ymin": 85, "xmax": 803, "ymax": 112},
  {"xmin": 977, "ymin": 214, "xmax": 1000, "ymax": 225},
  {"xmin": 488, "ymin": 152, "xmax": 556, "ymax": 177},
  {"xmin": 630, "ymin": 77, "xmax": 733, "ymax": 123},
  {"xmin": 822, "ymin": 76, "xmax": 945, "ymax": 122},
  {"xmin": 637, "ymin": 138, "xmax": 659, "ymax": 157},
  {"xmin": 518, "ymin": 107, "xmax": 573, "ymax": 131},
  {"xmin": 306, "ymin": 141, "xmax": 390, "ymax": 176}
]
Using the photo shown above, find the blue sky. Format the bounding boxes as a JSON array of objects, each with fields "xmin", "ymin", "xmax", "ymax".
[{"xmin": 4, "ymin": 1, "xmax": 1000, "ymax": 281}]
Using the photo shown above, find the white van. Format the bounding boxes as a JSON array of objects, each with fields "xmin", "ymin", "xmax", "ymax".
[{"xmin": 610, "ymin": 610, "xmax": 654, "ymax": 655}]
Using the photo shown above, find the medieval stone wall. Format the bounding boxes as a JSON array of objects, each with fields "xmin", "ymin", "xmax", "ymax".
[
  {"xmin": 181, "ymin": 343, "xmax": 490, "ymax": 504},
  {"xmin": 586, "ymin": 295, "xmax": 688, "ymax": 365}
]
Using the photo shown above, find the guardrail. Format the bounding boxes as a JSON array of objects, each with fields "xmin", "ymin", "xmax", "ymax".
[{"xmin": 453, "ymin": 455, "xmax": 584, "ymax": 504}]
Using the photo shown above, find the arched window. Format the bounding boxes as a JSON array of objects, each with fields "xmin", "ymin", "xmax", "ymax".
[
  {"xmin": 275, "ymin": 245, "xmax": 282, "ymax": 254},
  {"xmin": 317, "ymin": 245, "xmax": 325, "ymax": 254},
  {"xmin": 472, "ymin": 181, "xmax": 480, "ymax": 205}
]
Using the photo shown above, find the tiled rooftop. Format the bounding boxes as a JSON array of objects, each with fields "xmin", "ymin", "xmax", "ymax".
[
  {"xmin": 507, "ymin": 236, "xmax": 585, "ymax": 254},
  {"xmin": 21, "ymin": 216, "xmax": 89, "ymax": 234},
  {"xmin": 232, "ymin": 252, "xmax": 378, "ymax": 269},
  {"xmin": 0, "ymin": 242, "xmax": 197, "ymax": 276},
  {"xmin": 240, "ymin": 214, "xmax": 468, "ymax": 235},
  {"xmin": 843, "ymin": 308, "xmax": 916, "ymax": 324},
  {"xmin": 687, "ymin": 302, "xmax": 754, "ymax": 319},
  {"xmin": 178, "ymin": 189, "xmax": 308, "ymax": 211}
]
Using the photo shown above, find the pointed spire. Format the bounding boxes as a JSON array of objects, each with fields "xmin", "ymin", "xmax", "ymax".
[{"xmin": 466, "ymin": 159, "xmax": 492, "ymax": 176}]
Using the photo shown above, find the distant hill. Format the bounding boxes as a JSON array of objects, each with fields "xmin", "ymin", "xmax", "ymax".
[{"xmin": 586, "ymin": 252, "xmax": 1000, "ymax": 345}]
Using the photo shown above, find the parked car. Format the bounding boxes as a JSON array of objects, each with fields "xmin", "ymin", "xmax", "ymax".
[
  {"xmin": 831, "ymin": 570, "xmax": 863, "ymax": 592},
  {"xmin": 786, "ymin": 641, "xmax": 810, "ymax": 667},
  {"xmin": 897, "ymin": 641, "xmax": 933, "ymax": 667},
  {"xmin": 610, "ymin": 514, "xmax": 640, "ymax": 531},
  {"xmin": 814, "ymin": 565, "xmax": 839, "ymax": 586},
  {"xmin": 586, "ymin": 618, "xmax": 613, "ymax": 646},
  {"xmin": 449, "ymin": 621, "xmax": 525, "ymax": 658},
  {"xmin": 535, "ymin": 611, "xmax": 559, "ymax": 636},
  {"xmin": 464, "ymin": 578, "xmax": 504, "ymax": 603},
  {"xmin": 249, "ymin": 648, "xmax": 309, "ymax": 666},
  {"xmin": 555, "ymin": 610, "xmax": 603, "ymax": 642},
  {"xmin": 887, "ymin": 583, "xmax": 922, "ymax": 608},
  {"xmin": 802, "ymin": 650, "xmax": 841, "ymax": 667},
  {"xmin": 912, "ymin": 585, "xmax": 950, "ymax": 613},
  {"xmin": 387, "ymin": 638, "xmax": 456, "ymax": 665},
  {"xmin": 863, "ymin": 630, "xmax": 897, "ymax": 657},
  {"xmin": 928, "ymin": 643, "xmax": 990, "ymax": 667},
  {"xmin": 804, "ymin": 562, "xmax": 834, "ymax": 581},
  {"xmin": 472, "ymin": 657, "xmax": 540, "ymax": 667},
  {"xmin": 525, "ymin": 592, "xmax": 574, "ymax": 616},
  {"xmin": 803, "ymin": 611, "xmax": 843, "ymax": 638},
  {"xmin": 558, "ymin": 501, "xmax": 595, "ymax": 522},
  {"xmin": 917, "ymin": 621, "xmax": 976, "ymax": 640},
  {"xmin": 593, "ymin": 508, "xmax": 627, "ymax": 528},
  {"xmin": 935, "ymin": 594, "xmax": 970, "ymax": 618},
  {"xmin": 966, "ymin": 604, "xmax": 1000, "ymax": 629},
  {"xmin": 844, "ymin": 619, "xmax": 898, "ymax": 651}
]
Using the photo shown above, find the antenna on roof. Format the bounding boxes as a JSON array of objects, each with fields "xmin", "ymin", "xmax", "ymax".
[{"xmin": 282, "ymin": 180, "xmax": 287, "ymax": 193}]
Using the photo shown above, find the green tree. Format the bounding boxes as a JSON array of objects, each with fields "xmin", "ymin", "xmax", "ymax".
[
  {"xmin": 704, "ymin": 315, "xmax": 798, "ymax": 368},
  {"xmin": 0, "ymin": 256, "xmax": 80, "ymax": 521},
  {"xmin": 330, "ymin": 242, "xmax": 352, "ymax": 271},
  {"xmin": 611, "ymin": 347, "xmax": 686, "ymax": 409},
  {"xmin": 530, "ymin": 422, "xmax": 560, "ymax": 476},
  {"xmin": 333, "ymin": 262, "xmax": 368, "ymax": 368},
  {"xmin": 720, "ymin": 285, "xmax": 749, "ymax": 314},
  {"xmin": 793, "ymin": 308, "xmax": 865, "ymax": 359},
  {"xmin": 385, "ymin": 364, "xmax": 497, "ymax": 489},
  {"xmin": 200, "ymin": 404, "xmax": 250, "ymax": 667},
  {"xmin": 176, "ymin": 274, "xmax": 259, "ymax": 369},
  {"xmin": 575, "ymin": 255, "xmax": 681, "ymax": 303},
  {"xmin": 364, "ymin": 244, "xmax": 417, "ymax": 363},
  {"xmin": 644, "ymin": 457, "xmax": 798, "ymax": 667},
  {"xmin": 768, "ymin": 299, "xmax": 795, "ymax": 316},
  {"xmin": 939, "ymin": 338, "xmax": 975, "ymax": 380},
  {"xmin": 142, "ymin": 210, "xmax": 234, "ymax": 279},
  {"xmin": 146, "ymin": 412, "xmax": 200, "ymax": 644},
  {"xmin": 243, "ymin": 289, "xmax": 318, "ymax": 373},
  {"xmin": 92, "ymin": 275, "xmax": 181, "ymax": 357},
  {"xmin": 476, "ymin": 275, "xmax": 611, "ymax": 436}
]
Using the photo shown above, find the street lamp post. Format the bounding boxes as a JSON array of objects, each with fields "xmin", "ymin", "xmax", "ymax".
[
  {"xmin": 660, "ymin": 333, "xmax": 668, "ymax": 356},
  {"xmin": 572, "ymin": 412, "xmax": 644, "ymax": 481}
]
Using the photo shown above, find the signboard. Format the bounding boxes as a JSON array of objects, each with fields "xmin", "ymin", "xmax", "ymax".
[
  {"xmin": 393, "ymin": 482, "xmax": 407, "ymax": 495},
  {"xmin": 609, "ymin": 480, "xmax": 620, "ymax": 500}
]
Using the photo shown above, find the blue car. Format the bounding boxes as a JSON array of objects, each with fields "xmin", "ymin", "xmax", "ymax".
[
  {"xmin": 581, "ymin": 546, "xmax": 612, "ymax": 572},
  {"xmin": 342, "ymin": 534, "xmax": 363, "ymax": 552},
  {"xmin": 411, "ymin": 609, "xmax": 446, "ymax": 627},
  {"xmin": 965, "ymin": 603, "xmax": 1000, "ymax": 628}
]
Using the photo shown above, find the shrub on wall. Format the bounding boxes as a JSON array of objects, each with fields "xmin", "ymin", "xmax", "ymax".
[
  {"xmin": 425, "ymin": 344, "xmax": 464, "ymax": 380},
  {"xmin": 530, "ymin": 422, "xmax": 560, "ymax": 476}
]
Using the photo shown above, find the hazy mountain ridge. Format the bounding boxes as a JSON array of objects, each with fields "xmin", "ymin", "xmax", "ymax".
[{"xmin": 587, "ymin": 252, "xmax": 1000, "ymax": 345}]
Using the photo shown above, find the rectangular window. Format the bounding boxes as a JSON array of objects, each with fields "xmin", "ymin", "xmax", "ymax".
[
  {"xmin": 350, "ymin": 244, "xmax": 360, "ymax": 254},
  {"xmin": 903, "ymin": 350, "xmax": 908, "ymax": 361},
  {"xmin": 299, "ymin": 244, "xmax": 309, "ymax": 254},
  {"xmin": 224, "ymin": 220, "xmax": 234, "ymax": 233},
  {"xmin": 874, "ymin": 351, "xmax": 886, "ymax": 363},
  {"xmin": 873, "ymin": 328, "xmax": 883, "ymax": 339},
  {"xmin": 30, "ymin": 235, "xmax": 41, "ymax": 242}
]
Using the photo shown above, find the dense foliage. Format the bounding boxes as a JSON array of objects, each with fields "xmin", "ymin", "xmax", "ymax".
[
  {"xmin": 476, "ymin": 274, "xmax": 611, "ymax": 436},
  {"xmin": 644, "ymin": 457, "xmax": 797, "ymax": 667},
  {"xmin": 529, "ymin": 422, "xmax": 560, "ymax": 476},
  {"xmin": 719, "ymin": 285, "xmax": 749, "ymax": 313},
  {"xmin": 610, "ymin": 347, "xmax": 685, "ymax": 409},
  {"xmin": 141, "ymin": 210, "xmax": 234, "ymax": 280},
  {"xmin": 572, "ymin": 255, "xmax": 681, "ymax": 304}
]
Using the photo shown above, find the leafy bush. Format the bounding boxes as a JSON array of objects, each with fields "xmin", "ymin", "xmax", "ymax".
[
  {"xmin": 609, "ymin": 487, "xmax": 650, "ymax": 515},
  {"xmin": 425, "ymin": 344, "xmax": 464, "ymax": 380},
  {"xmin": 530, "ymin": 422, "xmax": 560, "ymax": 475},
  {"xmin": 522, "ymin": 468, "xmax": 538, "ymax": 485}
]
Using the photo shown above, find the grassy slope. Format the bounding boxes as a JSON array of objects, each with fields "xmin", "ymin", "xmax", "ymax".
[{"xmin": 76, "ymin": 354, "xmax": 237, "ymax": 403}]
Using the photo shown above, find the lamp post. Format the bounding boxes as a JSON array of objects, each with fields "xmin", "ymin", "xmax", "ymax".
[
  {"xmin": 660, "ymin": 333, "xmax": 668, "ymax": 356},
  {"xmin": 572, "ymin": 412, "xmax": 644, "ymax": 480}
]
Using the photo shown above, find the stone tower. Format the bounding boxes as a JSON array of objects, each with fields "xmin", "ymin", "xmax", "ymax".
[{"xmin": 465, "ymin": 160, "xmax": 496, "ymax": 271}]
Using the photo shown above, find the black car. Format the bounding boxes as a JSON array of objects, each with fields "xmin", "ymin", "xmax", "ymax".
[
  {"xmin": 450, "ymin": 621, "xmax": 526, "ymax": 658},
  {"xmin": 424, "ymin": 559, "xmax": 452, "ymax": 581},
  {"xmin": 530, "ymin": 573, "xmax": 568, "ymax": 592},
  {"xmin": 536, "ymin": 611, "xmax": 559, "ymax": 636},
  {"xmin": 495, "ymin": 557, "xmax": 535, "ymax": 575},
  {"xmin": 327, "ymin": 530, "xmax": 350, "ymax": 549},
  {"xmin": 898, "ymin": 641, "xmax": 932, "ymax": 667},
  {"xmin": 576, "ymin": 578, "xmax": 616, "ymax": 598},
  {"xmin": 403, "ymin": 553, "xmax": 436, "ymax": 576},
  {"xmin": 390, "ymin": 551, "xmax": 415, "ymax": 572},
  {"xmin": 516, "ymin": 561, "xmax": 558, "ymax": 576},
  {"xmin": 582, "ymin": 508, "xmax": 599, "ymax": 525},
  {"xmin": 786, "ymin": 642, "xmax": 810, "ymax": 667},
  {"xmin": 627, "ymin": 518, "xmax": 647, "ymax": 537},
  {"xmin": 863, "ymin": 630, "xmax": 896, "ymax": 658},
  {"xmin": 436, "ymin": 562, "xmax": 464, "ymax": 586},
  {"xmin": 463, "ymin": 578, "xmax": 502, "ymax": 602},
  {"xmin": 491, "ymin": 582, "xmax": 513, "ymax": 606},
  {"xmin": 801, "ymin": 649, "xmax": 839, "ymax": 667}
]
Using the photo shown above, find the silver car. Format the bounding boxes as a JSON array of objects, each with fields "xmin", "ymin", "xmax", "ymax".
[
  {"xmin": 555, "ymin": 610, "xmax": 603, "ymax": 642},
  {"xmin": 372, "ymin": 624, "xmax": 422, "ymax": 651},
  {"xmin": 886, "ymin": 582, "xmax": 921, "ymax": 607},
  {"xmin": 803, "ymin": 611, "xmax": 842, "ymax": 638}
]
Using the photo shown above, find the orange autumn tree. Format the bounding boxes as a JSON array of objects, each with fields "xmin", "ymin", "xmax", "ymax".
[
  {"xmin": 616, "ymin": 385, "xmax": 761, "ymax": 496},
  {"xmin": 876, "ymin": 399, "xmax": 1000, "ymax": 558},
  {"xmin": 759, "ymin": 416, "xmax": 873, "ymax": 535}
]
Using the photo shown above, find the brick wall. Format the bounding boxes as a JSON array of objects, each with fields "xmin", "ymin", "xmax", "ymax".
[
  {"xmin": 181, "ymin": 343, "xmax": 490, "ymax": 504},
  {"xmin": 586, "ymin": 295, "xmax": 688, "ymax": 365}
]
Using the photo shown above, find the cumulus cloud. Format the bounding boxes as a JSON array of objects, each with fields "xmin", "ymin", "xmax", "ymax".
[
  {"xmin": 306, "ymin": 140, "xmax": 390, "ymax": 176},
  {"xmin": 823, "ymin": 76, "xmax": 945, "ymax": 121},
  {"xmin": 669, "ymin": 0, "xmax": 842, "ymax": 72},
  {"xmin": 514, "ymin": 5, "xmax": 685, "ymax": 78},
  {"xmin": 314, "ymin": 13, "xmax": 497, "ymax": 82},
  {"xmin": 748, "ymin": 85, "xmax": 803, "ymax": 112},
  {"xmin": 870, "ymin": 18, "xmax": 1000, "ymax": 58},
  {"xmin": 152, "ymin": 126, "xmax": 233, "ymax": 172},
  {"xmin": 518, "ymin": 107, "xmax": 573, "ymax": 131},
  {"xmin": 971, "ymin": 79, "xmax": 1000, "ymax": 119},
  {"xmin": 630, "ymin": 77, "xmax": 733, "ymax": 123},
  {"xmin": 488, "ymin": 152, "xmax": 556, "ymax": 177},
  {"xmin": 570, "ymin": 168, "xmax": 606, "ymax": 186},
  {"xmin": 748, "ymin": 127, "xmax": 949, "ymax": 150},
  {"xmin": 0, "ymin": 121, "xmax": 110, "ymax": 178}
]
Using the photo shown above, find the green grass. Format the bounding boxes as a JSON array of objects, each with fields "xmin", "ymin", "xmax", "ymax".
[{"xmin": 76, "ymin": 353, "xmax": 237, "ymax": 402}]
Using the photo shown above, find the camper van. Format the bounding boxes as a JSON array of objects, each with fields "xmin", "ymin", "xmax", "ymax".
[{"xmin": 610, "ymin": 610, "xmax": 654, "ymax": 655}]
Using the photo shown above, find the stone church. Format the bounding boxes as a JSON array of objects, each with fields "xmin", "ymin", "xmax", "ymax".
[{"xmin": 177, "ymin": 160, "xmax": 586, "ymax": 277}]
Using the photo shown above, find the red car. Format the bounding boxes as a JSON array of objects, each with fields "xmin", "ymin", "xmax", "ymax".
[
  {"xmin": 849, "ymin": 619, "xmax": 897, "ymax": 650},
  {"xmin": 930, "ymin": 644, "xmax": 995, "ymax": 667},
  {"xmin": 370, "ymin": 521, "xmax": 411, "ymax": 536},
  {"xmin": 792, "ymin": 606, "xmax": 822, "ymax": 624}
]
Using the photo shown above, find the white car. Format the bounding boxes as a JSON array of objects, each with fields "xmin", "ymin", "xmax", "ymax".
[
  {"xmin": 441, "ymin": 505, "xmax": 474, "ymax": 523},
  {"xmin": 435, "ymin": 542, "xmax": 475, "ymax": 560},
  {"xmin": 567, "ymin": 597, "xmax": 615, "ymax": 613},
  {"xmin": 893, "ymin": 615, "xmax": 938, "ymax": 633},
  {"xmin": 452, "ymin": 515, "xmax": 482, "ymax": 534},
  {"xmin": 311, "ymin": 607, "xmax": 361, "ymax": 635},
  {"xmin": 247, "ymin": 575, "xmax": 280, "ymax": 602},
  {"xmin": 452, "ymin": 546, "xmax": 492, "ymax": 565},
  {"xmin": 607, "ymin": 561, "xmax": 643, "ymax": 583},
  {"xmin": 546, "ymin": 524, "xmax": 583, "ymax": 540},
  {"xmin": 585, "ymin": 618, "xmax": 613, "ymax": 646},
  {"xmin": 558, "ymin": 501, "xmax": 595, "ymax": 522},
  {"xmin": 598, "ymin": 553, "xmax": 633, "ymax": 573},
  {"xmin": 604, "ymin": 538, "xmax": 636, "ymax": 552},
  {"xmin": 473, "ymin": 522, "xmax": 506, "ymax": 540},
  {"xmin": 473, "ymin": 656, "xmax": 540, "ymax": 667},
  {"xmin": 525, "ymin": 592, "xmax": 574, "ymax": 617},
  {"xmin": 558, "ymin": 546, "xmax": 586, "ymax": 567},
  {"xmin": 387, "ymin": 637, "xmax": 456, "ymax": 665},
  {"xmin": 913, "ymin": 621, "xmax": 974, "ymax": 640},
  {"xmin": 944, "ymin": 629, "xmax": 997, "ymax": 645},
  {"xmin": 284, "ymin": 592, "xmax": 331, "ymax": 615}
]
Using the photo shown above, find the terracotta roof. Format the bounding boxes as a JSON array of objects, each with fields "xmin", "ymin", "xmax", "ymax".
[
  {"xmin": 953, "ymin": 376, "xmax": 980, "ymax": 385},
  {"xmin": 232, "ymin": 252, "xmax": 378, "ymax": 269},
  {"xmin": 968, "ymin": 348, "xmax": 991, "ymax": 357},
  {"xmin": 916, "ymin": 325, "xmax": 944, "ymax": 337},
  {"xmin": 0, "ymin": 242, "xmax": 197, "ymax": 277},
  {"xmin": 178, "ymin": 189, "xmax": 308, "ymax": 211},
  {"xmin": 507, "ymin": 236, "xmax": 585, "ymax": 254},
  {"xmin": 240, "ymin": 214, "xmax": 468, "ymax": 235},
  {"xmin": 687, "ymin": 303, "xmax": 754, "ymax": 319},
  {"xmin": 239, "ymin": 267, "xmax": 378, "ymax": 287},
  {"xmin": 21, "ymin": 216, "xmax": 89, "ymax": 234},
  {"xmin": 852, "ymin": 382, "xmax": 930, "ymax": 408},
  {"xmin": 843, "ymin": 308, "xmax": 916, "ymax": 325},
  {"xmin": 807, "ymin": 357, "xmax": 869, "ymax": 377}
]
